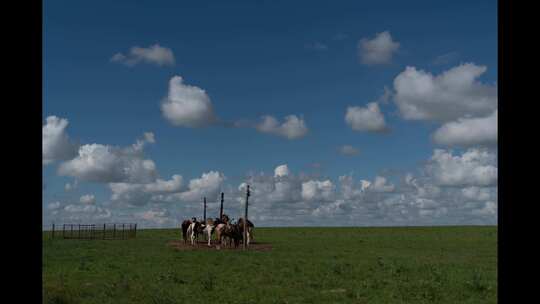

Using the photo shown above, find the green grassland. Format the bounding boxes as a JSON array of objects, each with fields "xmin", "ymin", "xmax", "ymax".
[{"xmin": 43, "ymin": 226, "xmax": 497, "ymax": 304}]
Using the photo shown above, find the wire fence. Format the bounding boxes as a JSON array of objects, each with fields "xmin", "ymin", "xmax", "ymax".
[{"xmin": 49, "ymin": 223, "xmax": 137, "ymax": 240}]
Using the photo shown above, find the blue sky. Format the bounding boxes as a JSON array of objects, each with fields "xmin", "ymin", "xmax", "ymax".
[{"xmin": 43, "ymin": 0, "xmax": 498, "ymax": 227}]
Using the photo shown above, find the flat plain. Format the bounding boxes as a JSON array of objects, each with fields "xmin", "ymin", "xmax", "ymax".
[{"xmin": 42, "ymin": 226, "xmax": 497, "ymax": 304}]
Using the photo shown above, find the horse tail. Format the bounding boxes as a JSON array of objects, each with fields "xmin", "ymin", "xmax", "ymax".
[{"xmin": 181, "ymin": 221, "xmax": 189, "ymax": 242}]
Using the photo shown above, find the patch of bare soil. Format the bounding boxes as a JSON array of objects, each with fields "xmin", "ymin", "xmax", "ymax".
[{"xmin": 167, "ymin": 240, "xmax": 272, "ymax": 251}]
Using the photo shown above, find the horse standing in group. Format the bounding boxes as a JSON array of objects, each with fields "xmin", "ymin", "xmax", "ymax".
[
  {"xmin": 181, "ymin": 218, "xmax": 195, "ymax": 244},
  {"xmin": 182, "ymin": 217, "xmax": 205, "ymax": 246},
  {"xmin": 214, "ymin": 215, "xmax": 243, "ymax": 249},
  {"xmin": 237, "ymin": 217, "xmax": 255, "ymax": 246},
  {"xmin": 181, "ymin": 214, "xmax": 252, "ymax": 248},
  {"xmin": 187, "ymin": 220, "xmax": 203, "ymax": 246},
  {"xmin": 202, "ymin": 218, "xmax": 218, "ymax": 246}
]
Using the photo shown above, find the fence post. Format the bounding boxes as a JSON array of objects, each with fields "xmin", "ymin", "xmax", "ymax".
[
  {"xmin": 113, "ymin": 224, "xmax": 116, "ymax": 239},
  {"xmin": 63, "ymin": 224, "xmax": 65, "ymax": 239},
  {"xmin": 52, "ymin": 223, "xmax": 55, "ymax": 239},
  {"xmin": 134, "ymin": 223, "xmax": 137, "ymax": 238},
  {"xmin": 243, "ymin": 185, "xmax": 250, "ymax": 250},
  {"xmin": 70, "ymin": 224, "xmax": 73, "ymax": 239},
  {"xmin": 122, "ymin": 224, "xmax": 125, "ymax": 239},
  {"xmin": 203, "ymin": 197, "xmax": 207, "ymax": 222},
  {"xmin": 220, "ymin": 192, "xmax": 224, "ymax": 220},
  {"xmin": 103, "ymin": 224, "xmax": 106, "ymax": 239}
]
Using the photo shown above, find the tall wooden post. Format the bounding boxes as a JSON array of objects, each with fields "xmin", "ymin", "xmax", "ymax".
[
  {"xmin": 220, "ymin": 192, "xmax": 224, "ymax": 220},
  {"xmin": 52, "ymin": 223, "xmax": 55, "ymax": 239},
  {"xmin": 243, "ymin": 185, "xmax": 250, "ymax": 250},
  {"xmin": 203, "ymin": 197, "xmax": 207, "ymax": 222}
]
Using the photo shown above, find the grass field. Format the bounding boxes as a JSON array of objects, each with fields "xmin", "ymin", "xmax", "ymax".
[{"xmin": 42, "ymin": 226, "xmax": 497, "ymax": 304}]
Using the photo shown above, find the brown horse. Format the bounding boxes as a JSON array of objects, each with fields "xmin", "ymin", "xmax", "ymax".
[
  {"xmin": 181, "ymin": 218, "xmax": 194, "ymax": 244},
  {"xmin": 214, "ymin": 218, "xmax": 243, "ymax": 249},
  {"xmin": 224, "ymin": 223, "xmax": 242, "ymax": 248},
  {"xmin": 237, "ymin": 218, "xmax": 254, "ymax": 245}
]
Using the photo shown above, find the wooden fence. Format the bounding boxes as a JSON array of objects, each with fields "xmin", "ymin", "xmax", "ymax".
[{"xmin": 50, "ymin": 223, "xmax": 137, "ymax": 240}]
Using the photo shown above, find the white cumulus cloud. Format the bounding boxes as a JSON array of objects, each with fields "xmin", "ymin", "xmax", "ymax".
[
  {"xmin": 345, "ymin": 102, "xmax": 387, "ymax": 132},
  {"xmin": 111, "ymin": 44, "xmax": 175, "ymax": 67},
  {"xmin": 256, "ymin": 115, "xmax": 308, "ymax": 139},
  {"xmin": 358, "ymin": 31, "xmax": 400, "ymax": 65},
  {"xmin": 58, "ymin": 134, "xmax": 157, "ymax": 184},
  {"xmin": 367, "ymin": 176, "xmax": 395, "ymax": 193},
  {"xmin": 109, "ymin": 174, "xmax": 184, "ymax": 206},
  {"xmin": 144, "ymin": 175, "xmax": 183, "ymax": 193},
  {"xmin": 462, "ymin": 186, "xmax": 493, "ymax": 201},
  {"xmin": 161, "ymin": 76, "xmax": 217, "ymax": 128},
  {"xmin": 426, "ymin": 148, "xmax": 497, "ymax": 187},
  {"xmin": 80, "ymin": 194, "xmax": 96, "ymax": 205},
  {"xmin": 301, "ymin": 180, "xmax": 335, "ymax": 201},
  {"xmin": 64, "ymin": 180, "xmax": 78, "ymax": 192},
  {"xmin": 135, "ymin": 209, "xmax": 173, "ymax": 225},
  {"xmin": 43, "ymin": 116, "xmax": 78, "ymax": 165},
  {"xmin": 177, "ymin": 171, "xmax": 225, "ymax": 202},
  {"xmin": 339, "ymin": 145, "xmax": 360, "ymax": 156},
  {"xmin": 433, "ymin": 110, "xmax": 497, "ymax": 147},
  {"xmin": 47, "ymin": 201, "xmax": 61, "ymax": 210},
  {"xmin": 471, "ymin": 201, "xmax": 497, "ymax": 216},
  {"xmin": 63, "ymin": 204, "xmax": 112, "ymax": 220},
  {"xmin": 274, "ymin": 164, "xmax": 290, "ymax": 178},
  {"xmin": 393, "ymin": 63, "xmax": 497, "ymax": 122}
]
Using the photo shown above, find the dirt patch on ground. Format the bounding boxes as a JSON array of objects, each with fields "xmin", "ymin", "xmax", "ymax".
[{"xmin": 167, "ymin": 240, "xmax": 272, "ymax": 252}]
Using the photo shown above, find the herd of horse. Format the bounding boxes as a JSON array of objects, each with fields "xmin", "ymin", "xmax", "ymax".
[{"xmin": 181, "ymin": 214, "xmax": 254, "ymax": 248}]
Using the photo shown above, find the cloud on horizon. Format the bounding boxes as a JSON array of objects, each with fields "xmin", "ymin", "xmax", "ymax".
[
  {"xmin": 57, "ymin": 133, "xmax": 158, "ymax": 184},
  {"xmin": 44, "ymin": 148, "xmax": 498, "ymax": 227}
]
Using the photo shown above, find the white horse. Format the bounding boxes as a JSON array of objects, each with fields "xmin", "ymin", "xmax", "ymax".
[
  {"xmin": 202, "ymin": 218, "xmax": 215, "ymax": 246},
  {"xmin": 186, "ymin": 221, "xmax": 201, "ymax": 246},
  {"xmin": 214, "ymin": 223, "xmax": 228, "ymax": 248}
]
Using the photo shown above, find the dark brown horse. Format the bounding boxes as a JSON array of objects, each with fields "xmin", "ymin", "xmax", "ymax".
[
  {"xmin": 221, "ymin": 222, "xmax": 242, "ymax": 248},
  {"xmin": 237, "ymin": 218, "xmax": 254, "ymax": 245},
  {"xmin": 214, "ymin": 215, "xmax": 242, "ymax": 248},
  {"xmin": 181, "ymin": 219, "xmax": 193, "ymax": 244}
]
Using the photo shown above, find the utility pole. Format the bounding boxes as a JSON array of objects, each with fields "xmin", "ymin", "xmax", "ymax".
[
  {"xmin": 219, "ymin": 192, "xmax": 224, "ymax": 220},
  {"xmin": 243, "ymin": 185, "xmax": 250, "ymax": 250},
  {"xmin": 203, "ymin": 197, "xmax": 207, "ymax": 222}
]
